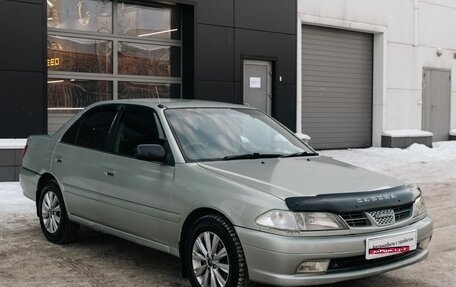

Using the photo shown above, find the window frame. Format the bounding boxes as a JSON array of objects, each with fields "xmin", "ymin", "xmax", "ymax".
[
  {"xmin": 105, "ymin": 104, "xmax": 173, "ymax": 165},
  {"xmin": 45, "ymin": 0, "xmax": 184, "ymax": 132},
  {"xmin": 59, "ymin": 104, "xmax": 121, "ymax": 152},
  {"xmin": 47, "ymin": 0, "xmax": 183, "ymax": 119},
  {"xmin": 164, "ymin": 107, "xmax": 316, "ymax": 163}
]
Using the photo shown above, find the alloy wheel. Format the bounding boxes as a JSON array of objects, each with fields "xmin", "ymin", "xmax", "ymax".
[
  {"xmin": 41, "ymin": 191, "xmax": 61, "ymax": 234},
  {"xmin": 192, "ymin": 231, "xmax": 230, "ymax": 287}
]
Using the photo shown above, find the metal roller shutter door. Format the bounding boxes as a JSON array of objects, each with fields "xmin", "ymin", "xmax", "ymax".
[{"xmin": 301, "ymin": 25, "xmax": 373, "ymax": 149}]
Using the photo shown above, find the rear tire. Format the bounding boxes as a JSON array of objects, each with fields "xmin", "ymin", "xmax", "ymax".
[
  {"xmin": 184, "ymin": 214, "xmax": 249, "ymax": 287},
  {"xmin": 38, "ymin": 180, "xmax": 79, "ymax": 244}
]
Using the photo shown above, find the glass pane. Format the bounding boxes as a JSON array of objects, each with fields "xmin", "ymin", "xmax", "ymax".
[
  {"xmin": 48, "ymin": 36, "xmax": 112, "ymax": 73},
  {"xmin": 61, "ymin": 118, "xmax": 81, "ymax": 144},
  {"xmin": 117, "ymin": 3, "xmax": 180, "ymax": 40},
  {"xmin": 114, "ymin": 107, "xmax": 163, "ymax": 157},
  {"xmin": 48, "ymin": 79, "xmax": 113, "ymax": 110},
  {"xmin": 118, "ymin": 42, "xmax": 180, "ymax": 77},
  {"xmin": 47, "ymin": 0, "xmax": 112, "ymax": 33},
  {"xmin": 75, "ymin": 105, "xmax": 118, "ymax": 151},
  {"xmin": 165, "ymin": 109, "xmax": 312, "ymax": 162},
  {"xmin": 118, "ymin": 82, "xmax": 180, "ymax": 99}
]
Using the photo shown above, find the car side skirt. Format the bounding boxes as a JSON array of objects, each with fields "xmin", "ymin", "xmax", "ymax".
[{"xmin": 68, "ymin": 214, "xmax": 181, "ymax": 257}]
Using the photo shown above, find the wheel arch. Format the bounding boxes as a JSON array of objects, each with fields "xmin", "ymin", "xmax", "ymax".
[
  {"xmin": 36, "ymin": 172, "xmax": 59, "ymax": 216},
  {"xmin": 178, "ymin": 207, "xmax": 235, "ymax": 277}
]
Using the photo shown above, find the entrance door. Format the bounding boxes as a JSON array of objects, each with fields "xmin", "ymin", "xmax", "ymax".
[
  {"xmin": 243, "ymin": 60, "xmax": 272, "ymax": 115},
  {"xmin": 422, "ymin": 68, "xmax": 451, "ymax": 141}
]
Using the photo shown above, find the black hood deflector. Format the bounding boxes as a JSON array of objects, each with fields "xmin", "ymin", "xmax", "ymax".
[{"xmin": 285, "ymin": 185, "xmax": 420, "ymax": 213}]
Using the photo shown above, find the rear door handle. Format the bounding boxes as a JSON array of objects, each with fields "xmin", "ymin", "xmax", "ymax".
[
  {"xmin": 55, "ymin": 156, "xmax": 63, "ymax": 163},
  {"xmin": 104, "ymin": 170, "xmax": 115, "ymax": 176}
]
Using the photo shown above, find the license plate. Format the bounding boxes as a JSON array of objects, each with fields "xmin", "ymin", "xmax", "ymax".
[{"xmin": 365, "ymin": 230, "xmax": 417, "ymax": 260}]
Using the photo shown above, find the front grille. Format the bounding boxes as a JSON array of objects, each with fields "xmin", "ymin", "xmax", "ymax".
[
  {"xmin": 366, "ymin": 209, "xmax": 395, "ymax": 226},
  {"xmin": 394, "ymin": 204, "xmax": 412, "ymax": 221},
  {"xmin": 340, "ymin": 204, "xmax": 413, "ymax": 227},
  {"xmin": 340, "ymin": 212, "xmax": 371, "ymax": 227},
  {"xmin": 327, "ymin": 250, "xmax": 418, "ymax": 273}
]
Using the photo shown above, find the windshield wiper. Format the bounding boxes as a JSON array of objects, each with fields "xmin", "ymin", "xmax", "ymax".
[
  {"xmin": 222, "ymin": 153, "xmax": 282, "ymax": 161},
  {"xmin": 280, "ymin": 151, "xmax": 319, "ymax": 158}
]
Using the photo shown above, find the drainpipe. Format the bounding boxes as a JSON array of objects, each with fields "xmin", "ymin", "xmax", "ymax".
[{"xmin": 414, "ymin": 0, "xmax": 419, "ymax": 47}]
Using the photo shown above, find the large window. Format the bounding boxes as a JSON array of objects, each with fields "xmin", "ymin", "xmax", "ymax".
[
  {"xmin": 48, "ymin": 36, "xmax": 113, "ymax": 74},
  {"xmin": 117, "ymin": 43, "xmax": 180, "ymax": 77},
  {"xmin": 48, "ymin": 79, "xmax": 113, "ymax": 109},
  {"xmin": 47, "ymin": 0, "xmax": 182, "ymax": 133}
]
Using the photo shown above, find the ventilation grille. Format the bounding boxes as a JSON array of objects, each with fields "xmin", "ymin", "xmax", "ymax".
[{"xmin": 340, "ymin": 204, "xmax": 413, "ymax": 228}]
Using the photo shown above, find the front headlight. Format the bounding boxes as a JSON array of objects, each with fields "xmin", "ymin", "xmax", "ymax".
[
  {"xmin": 412, "ymin": 195, "xmax": 427, "ymax": 217},
  {"xmin": 294, "ymin": 212, "xmax": 346, "ymax": 231},
  {"xmin": 255, "ymin": 210, "xmax": 347, "ymax": 232}
]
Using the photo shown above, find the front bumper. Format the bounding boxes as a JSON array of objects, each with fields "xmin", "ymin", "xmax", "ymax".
[{"xmin": 236, "ymin": 216, "xmax": 433, "ymax": 286}]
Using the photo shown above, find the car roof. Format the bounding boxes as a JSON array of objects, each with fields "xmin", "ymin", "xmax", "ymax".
[{"xmin": 91, "ymin": 99, "xmax": 254, "ymax": 110}]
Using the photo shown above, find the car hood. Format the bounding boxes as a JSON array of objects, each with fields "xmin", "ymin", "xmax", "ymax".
[{"xmin": 197, "ymin": 156, "xmax": 405, "ymax": 200}]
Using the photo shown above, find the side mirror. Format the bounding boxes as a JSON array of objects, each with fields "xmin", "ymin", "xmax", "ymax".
[
  {"xmin": 295, "ymin": 132, "xmax": 311, "ymax": 144},
  {"xmin": 136, "ymin": 144, "xmax": 166, "ymax": 162}
]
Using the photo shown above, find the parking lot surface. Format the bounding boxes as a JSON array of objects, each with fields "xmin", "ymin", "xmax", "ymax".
[{"xmin": 1, "ymin": 145, "xmax": 455, "ymax": 287}]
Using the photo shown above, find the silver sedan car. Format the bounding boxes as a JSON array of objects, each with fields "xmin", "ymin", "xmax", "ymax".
[{"xmin": 20, "ymin": 100, "xmax": 433, "ymax": 287}]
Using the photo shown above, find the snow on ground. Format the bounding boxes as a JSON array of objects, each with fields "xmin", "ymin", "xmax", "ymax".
[
  {"xmin": 0, "ymin": 182, "xmax": 35, "ymax": 215},
  {"xmin": 382, "ymin": 129, "xmax": 433, "ymax": 137},
  {"xmin": 321, "ymin": 141, "xmax": 456, "ymax": 184},
  {"xmin": 321, "ymin": 141, "xmax": 456, "ymax": 172}
]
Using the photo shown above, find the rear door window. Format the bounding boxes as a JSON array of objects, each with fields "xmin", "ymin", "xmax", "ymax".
[
  {"xmin": 65, "ymin": 105, "xmax": 118, "ymax": 151},
  {"xmin": 61, "ymin": 118, "xmax": 81, "ymax": 145}
]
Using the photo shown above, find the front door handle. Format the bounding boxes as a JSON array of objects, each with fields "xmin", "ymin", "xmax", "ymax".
[{"xmin": 104, "ymin": 170, "xmax": 115, "ymax": 176}]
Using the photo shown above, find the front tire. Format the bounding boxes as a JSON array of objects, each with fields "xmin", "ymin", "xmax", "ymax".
[
  {"xmin": 38, "ymin": 180, "xmax": 79, "ymax": 244},
  {"xmin": 184, "ymin": 214, "xmax": 249, "ymax": 287}
]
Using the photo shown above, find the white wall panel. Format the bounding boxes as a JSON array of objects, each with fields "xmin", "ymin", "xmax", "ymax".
[
  {"xmin": 386, "ymin": 0, "xmax": 415, "ymax": 45},
  {"xmin": 299, "ymin": 0, "xmax": 387, "ymax": 26},
  {"xmin": 421, "ymin": 0, "xmax": 456, "ymax": 9},
  {"xmin": 419, "ymin": 2, "xmax": 456, "ymax": 49},
  {"xmin": 387, "ymin": 43, "xmax": 421, "ymax": 90},
  {"xmin": 385, "ymin": 89, "xmax": 422, "ymax": 130}
]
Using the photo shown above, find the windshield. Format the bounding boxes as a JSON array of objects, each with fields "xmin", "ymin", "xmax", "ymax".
[{"xmin": 165, "ymin": 108, "xmax": 316, "ymax": 162}]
